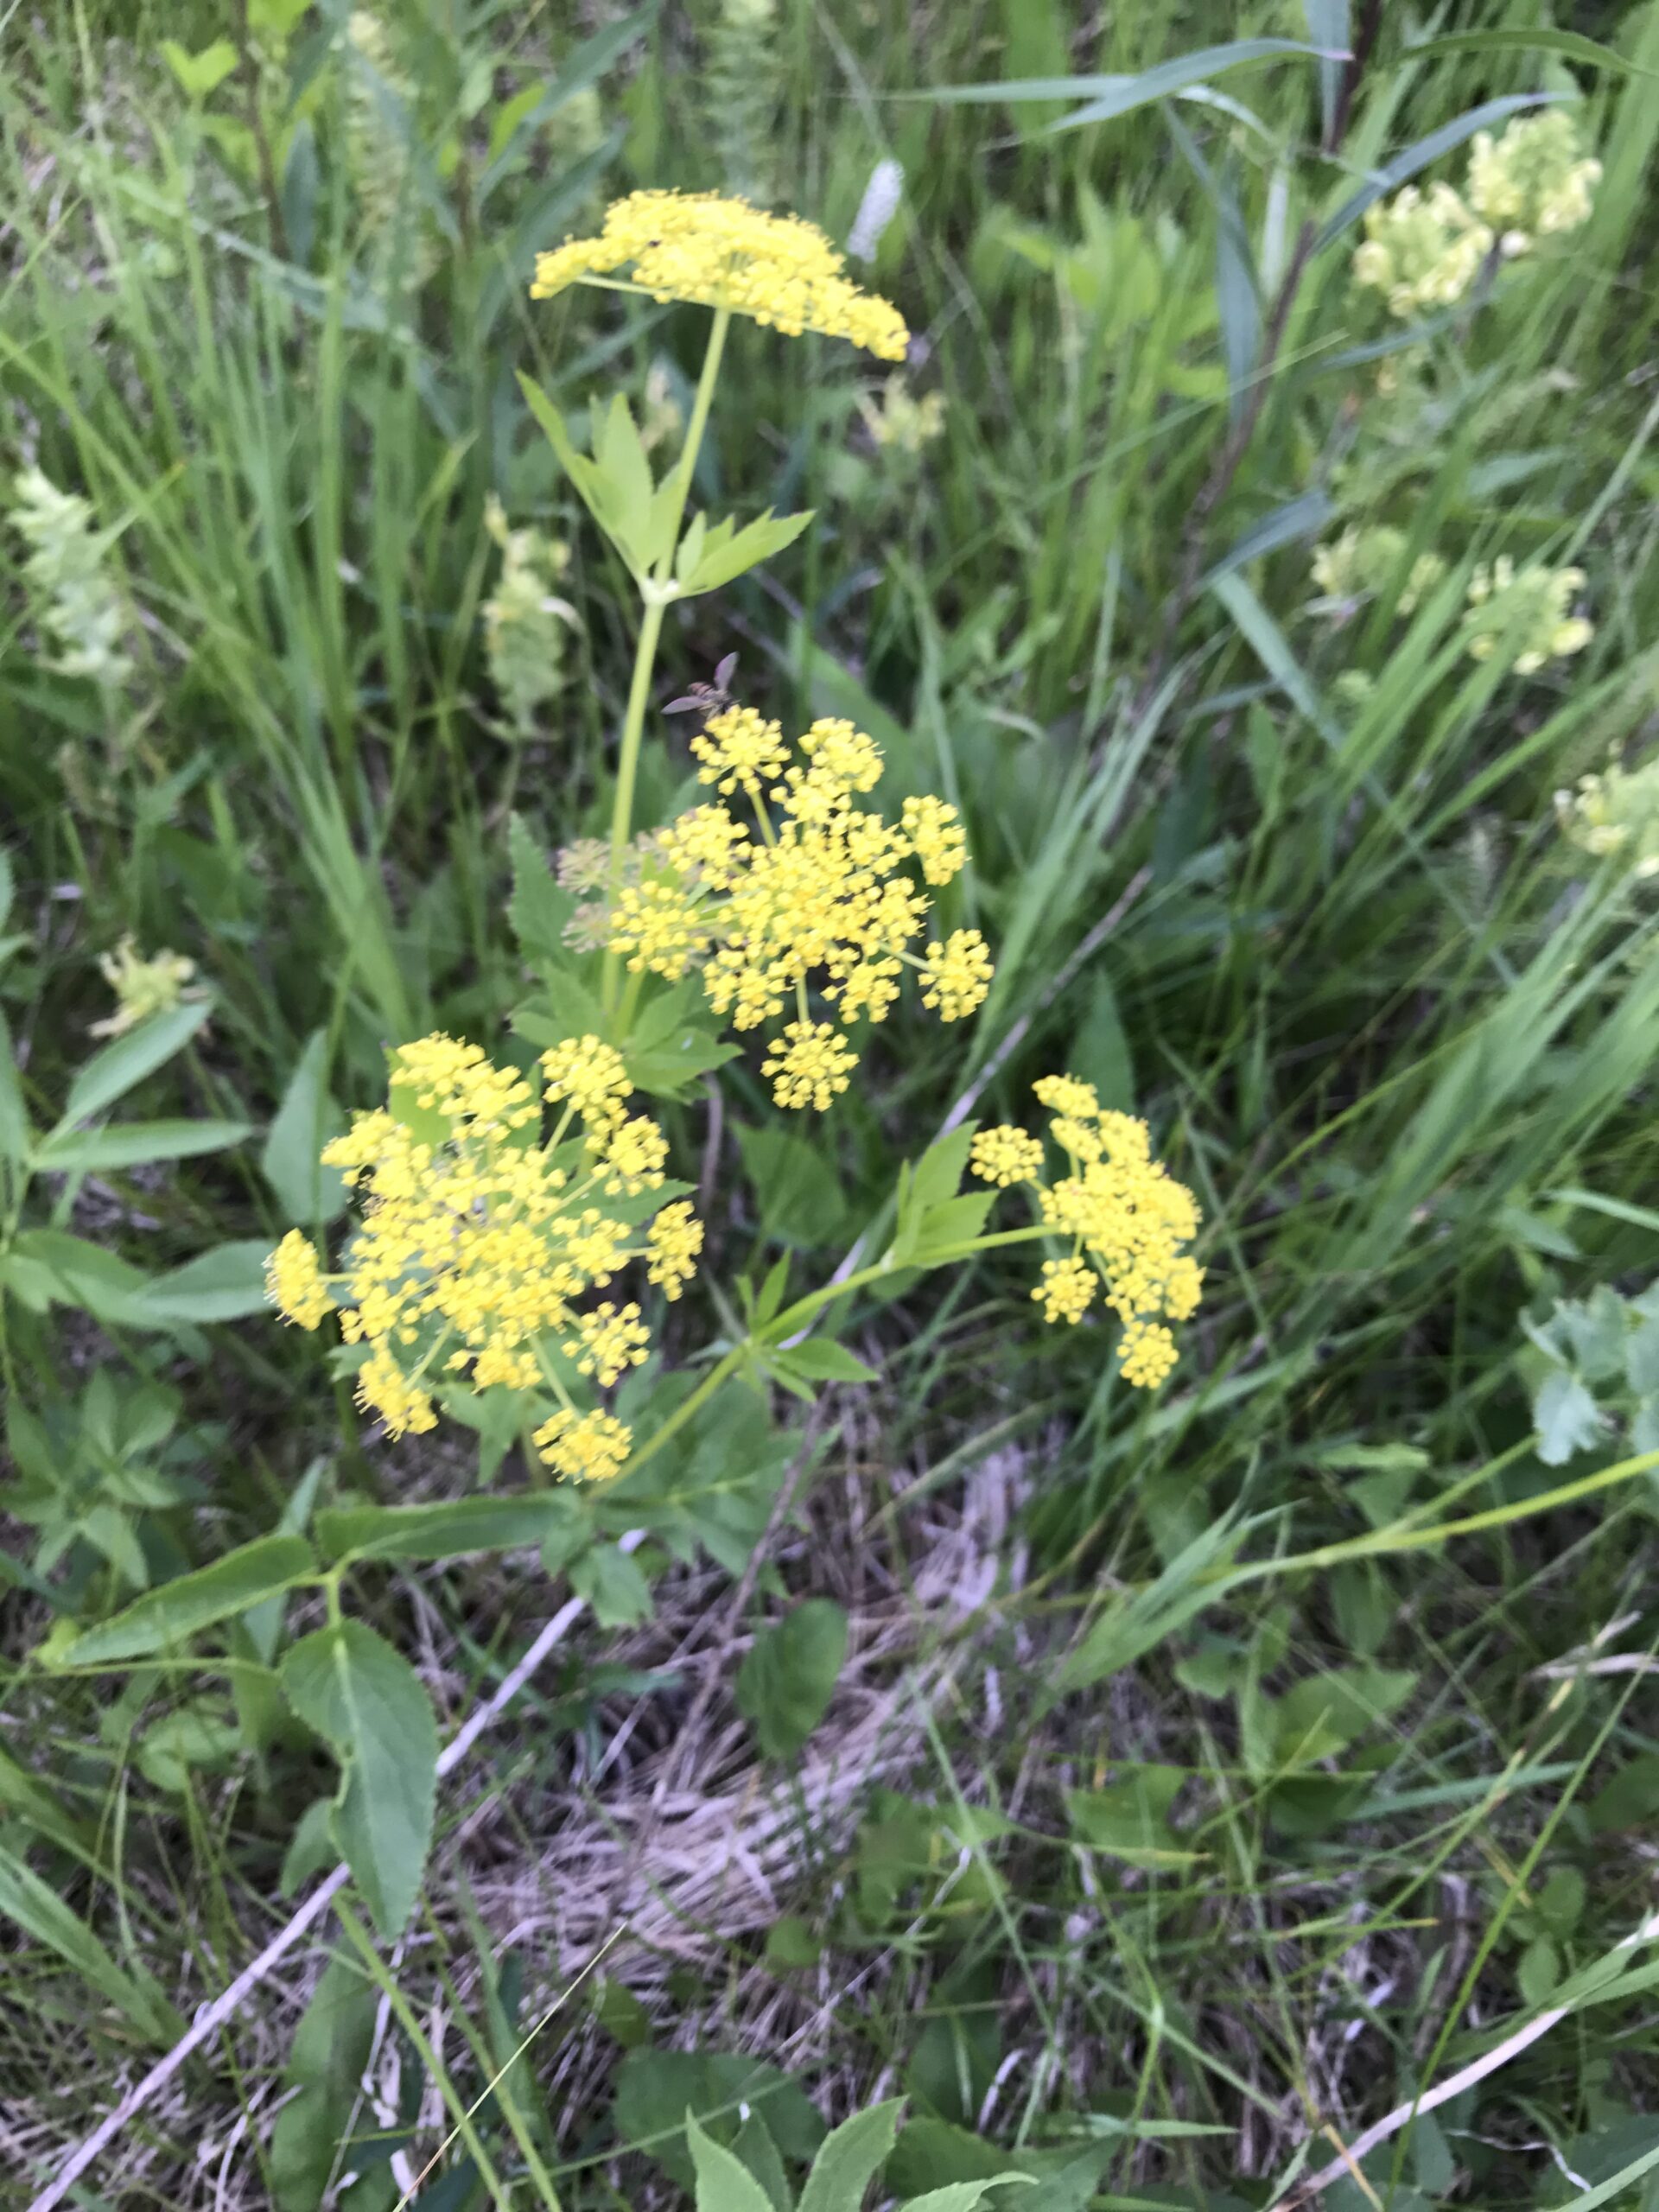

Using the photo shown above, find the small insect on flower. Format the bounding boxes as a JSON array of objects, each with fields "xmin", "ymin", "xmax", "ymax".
[
  {"xmin": 531, "ymin": 191, "xmax": 910, "ymax": 359},
  {"xmin": 604, "ymin": 704, "xmax": 993, "ymax": 1109},
  {"xmin": 263, "ymin": 1033, "xmax": 702, "ymax": 1478},
  {"xmin": 971, "ymin": 1076, "xmax": 1205, "ymax": 1389}
]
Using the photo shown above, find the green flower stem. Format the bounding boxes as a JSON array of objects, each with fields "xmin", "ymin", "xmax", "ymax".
[
  {"xmin": 621, "ymin": 1223, "xmax": 1047, "ymax": 1482},
  {"xmin": 601, "ymin": 305, "xmax": 733, "ymax": 1014}
]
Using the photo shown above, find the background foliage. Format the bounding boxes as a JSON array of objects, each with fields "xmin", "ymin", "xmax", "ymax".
[{"xmin": 4, "ymin": 2, "xmax": 1659, "ymax": 2208}]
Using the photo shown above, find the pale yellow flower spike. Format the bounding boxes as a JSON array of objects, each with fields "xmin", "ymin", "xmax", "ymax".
[
  {"xmin": 971, "ymin": 1075, "xmax": 1205, "ymax": 1389},
  {"xmin": 531, "ymin": 190, "xmax": 910, "ymax": 360}
]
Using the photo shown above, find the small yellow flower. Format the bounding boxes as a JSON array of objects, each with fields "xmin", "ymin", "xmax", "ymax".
[
  {"xmin": 899, "ymin": 794, "xmax": 966, "ymax": 885},
  {"xmin": 1351, "ymin": 181, "xmax": 1491, "ymax": 318},
  {"xmin": 919, "ymin": 929, "xmax": 994, "ymax": 1021},
  {"xmin": 541, "ymin": 1036, "xmax": 632, "ymax": 1128},
  {"xmin": 531, "ymin": 190, "xmax": 910, "ymax": 359},
  {"xmin": 692, "ymin": 703, "xmax": 789, "ymax": 798},
  {"xmin": 265, "ymin": 1230, "xmax": 334, "ymax": 1331},
  {"xmin": 762, "ymin": 1020, "xmax": 857, "ymax": 1110},
  {"xmin": 972, "ymin": 1072, "xmax": 1205, "ymax": 1388},
  {"xmin": 969, "ymin": 1126, "xmax": 1045, "ymax": 1187},
  {"xmin": 646, "ymin": 1200, "xmax": 703, "ymax": 1299},
  {"xmin": 92, "ymin": 936, "xmax": 200, "ymax": 1039},
  {"xmin": 599, "ymin": 1115, "xmax": 669, "ymax": 1196},
  {"xmin": 1035, "ymin": 1256, "xmax": 1095, "ymax": 1325},
  {"xmin": 1556, "ymin": 754, "xmax": 1659, "ymax": 879},
  {"xmin": 354, "ymin": 1344, "xmax": 438, "ymax": 1439},
  {"xmin": 575, "ymin": 1300, "xmax": 650, "ymax": 1385},
  {"xmin": 1117, "ymin": 1319, "xmax": 1179, "ymax": 1389},
  {"xmin": 534, "ymin": 1406, "xmax": 632, "ymax": 1483},
  {"xmin": 1467, "ymin": 111, "xmax": 1600, "ymax": 248}
]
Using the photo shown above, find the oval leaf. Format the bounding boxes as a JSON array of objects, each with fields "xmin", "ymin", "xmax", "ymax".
[
  {"xmin": 60, "ymin": 1000, "xmax": 213, "ymax": 1128},
  {"xmin": 735, "ymin": 1599, "xmax": 848, "ymax": 1760},
  {"xmin": 317, "ymin": 1496, "xmax": 570, "ymax": 1565},
  {"xmin": 280, "ymin": 1620, "xmax": 438, "ymax": 1939}
]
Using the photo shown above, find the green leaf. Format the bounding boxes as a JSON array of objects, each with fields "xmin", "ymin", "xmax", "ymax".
[
  {"xmin": 161, "ymin": 36, "xmax": 239, "ymax": 101},
  {"xmin": 735, "ymin": 1120, "xmax": 849, "ymax": 1247},
  {"xmin": 615, "ymin": 2051, "xmax": 824, "ymax": 2190},
  {"xmin": 59, "ymin": 1000, "xmax": 213, "ymax": 1128},
  {"xmin": 899, "ymin": 2184, "xmax": 1031, "ymax": 2212},
  {"xmin": 317, "ymin": 1496, "xmax": 569, "ymax": 1564},
  {"xmin": 1304, "ymin": 0, "xmax": 1347, "ymax": 144},
  {"xmin": 0, "ymin": 1842, "xmax": 181, "ymax": 2045},
  {"xmin": 736, "ymin": 1599, "xmax": 848, "ymax": 1759},
  {"xmin": 279, "ymin": 1798, "xmax": 339, "ymax": 1898},
  {"xmin": 1317, "ymin": 93, "xmax": 1571, "ymax": 251},
  {"xmin": 148, "ymin": 1239, "xmax": 274, "ymax": 1323},
  {"xmin": 798, "ymin": 2098, "xmax": 906, "ymax": 2212},
  {"xmin": 775, "ymin": 1338, "xmax": 879, "ymax": 1385},
  {"xmin": 263, "ymin": 1031, "xmax": 350, "ymax": 1225},
  {"xmin": 0, "ymin": 1009, "xmax": 30, "ymax": 1165},
  {"xmin": 34, "ymin": 1116, "xmax": 251, "ymax": 1175},
  {"xmin": 247, "ymin": 0, "xmax": 311, "ymax": 36},
  {"xmin": 570, "ymin": 1541, "xmax": 653, "ymax": 1628},
  {"xmin": 60, "ymin": 1535, "xmax": 316, "ymax": 1665},
  {"xmin": 280, "ymin": 1621, "xmax": 438, "ymax": 1940},
  {"xmin": 1055, "ymin": 1512, "xmax": 1255, "ymax": 1697},
  {"xmin": 1266, "ymin": 1666, "xmax": 1415, "ymax": 1770},
  {"xmin": 1408, "ymin": 27, "xmax": 1650, "ymax": 74},
  {"xmin": 1065, "ymin": 1766, "xmax": 1188, "ymax": 1862},
  {"xmin": 676, "ymin": 508, "xmax": 814, "ymax": 595},
  {"xmin": 1, "ymin": 1229, "xmax": 149, "ymax": 1325},
  {"xmin": 518, "ymin": 376, "xmax": 670, "ymax": 579},
  {"xmin": 689, "ymin": 2113, "xmax": 777, "ymax": 2212},
  {"xmin": 914, "ymin": 41, "xmax": 1335, "ymax": 134},
  {"xmin": 1533, "ymin": 1370, "xmax": 1603, "ymax": 1465},
  {"xmin": 507, "ymin": 813, "xmax": 575, "ymax": 963}
]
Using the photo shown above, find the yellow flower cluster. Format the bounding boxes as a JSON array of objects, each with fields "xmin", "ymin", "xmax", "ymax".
[
  {"xmin": 262, "ymin": 1033, "xmax": 702, "ymax": 1478},
  {"xmin": 1555, "ymin": 755, "xmax": 1659, "ymax": 880},
  {"xmin": 531, "ymin": 191, "xmax": 910, "ymax": 359},
  {"xmin": 605, "ymin": 706, "xmax": 994, "ymax": 1109},
  {"xmin": 858, "ymin": 373, "xmax": 946, "ymax": 455},
  {"xmin": 1465, "ymin": 557, "xmax": 1592, "ymax": 674},
  {"xmin": 91, "ymin": 936, "xmax": 202, "ymax": 1039},
  {"xmin": 1351, "ymin": 182, "xmax": 1493, "ymax": 319},
  {"xmin": 969, "ymin": 1074, "xmax": 1204, "ymax": 1389},
  {"xmin": 1310, "ymin": 525, "xmax": 1446, "ymax": 617},
  {"xmin": 1467, "ymin": 111, "xmax": 1600, "ymax": 251}
]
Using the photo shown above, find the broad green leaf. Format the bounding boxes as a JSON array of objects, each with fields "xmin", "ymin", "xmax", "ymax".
[
  {"xmin": 688, "ymin": 2113, "xmax": 776, "ymax": 2212},
  {"xmin": 1267, "ymin": 1666, "xmax": 1415, "ymax": 1770},
  {"xmin": 60, "ymin": 1535, "xmax": 316, "ymax": 1665},
  {"xmin": 570, "ymin": 1541, "xmax": 653, "ymax": 1628},
  {"xmin": 1317, "ymin": 93, "xmax": 1571, "ymax": 251},
  {"xmin": 1065, "ymin": 1765, "xmax": 1188, "ymax": 1861},
  {"xmin": 0, "ymin": 1746, "xmax": 94, "ymax": 1857},
  {"xmin": 676, "ymin": 508, "xmax": 813, "ymax": 595},
  {"xmin": 262, "ymin": 1031, "xmax": 350, "ymax": 1224},
  {"xmin": 776, "ymin": 1338, "xmax": 879, "ymax": 1385},
  {"xmin": 507, "ymin": 811, "xmax": 575, "ymax": 963},
  {"xmin": 614, "ymin": 2050, "xmax": 824, "ymax": 2190},
  {"xmin": 900, "ymin": 2183, "xmax": 1032, "ymax": 2212},
  {"xmin": 247, "ymin": 0, "xmax": 311, "ymax": 36},
  {"xmin": 735, "ymin": 1120, "xmax": 849, "ymax": 1247},
  {"xmin": 147, "ymin": 1239, "xmax": 274, "ymax": 1323},
  {"xmin": 0, "ymin": 1842, "xmax": 181, "ymax": 2044},
  {"xmin": 280, "ymin": 1621, "xmax": 438, "ymax": 1939},
  {"xmin": 1, "ymin": 1229, "xmax": 149, "ymax": 1325},
  {"xmin": 279, "ymin": 1797, "xmax": 339, "ymax": 1897},
  {"xmin": 161, "ymin": 37, "xmax": 239, "ymax": 101},
  {"xmin": 736, "ymin": 1599, "xmax": 847, "ymax": 1759},
  {"xmin": 34, "ymin": 1116, "xmax": 251, "ymax": 1175},
  {"xmin": 798, "ymin": 2098, "xmax": 906, "ymax": 2212},
  {"xmin": 1533, "ymin": 1370, "xmax": 1602, "ymax": 1465},
  {"xmin": 317, "ymin": 1495, "xmax": 569, "ymax": 1564},
  {"xmin": 60, "ymin": 999, "xmax": 212, "ymax": 1128}
]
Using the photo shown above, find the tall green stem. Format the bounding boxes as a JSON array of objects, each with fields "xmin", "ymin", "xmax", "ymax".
[{"xmin": 601, "ymin": 306, "xmax": 733, "ymax": 1014}]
